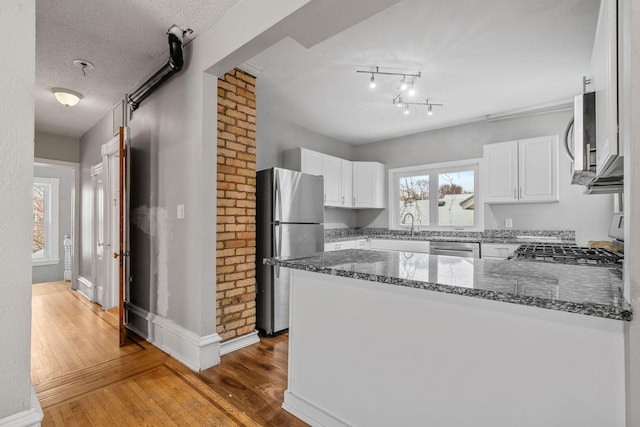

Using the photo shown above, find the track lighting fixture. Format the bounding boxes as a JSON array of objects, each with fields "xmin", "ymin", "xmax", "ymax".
[
  {"xmin": 357, "ymin": 66, "xmax": 421, "ymax": 89},
  {"xmin": 393, "ymin": 96, "xmax": 443, "ymax": 115},
  {"xmin": 358, "ymin": 67, "xmax": 443, "ymax": 116},
  {"xmin": 408, "ymin": 82, "xmax": 416, "ymax": 97}
]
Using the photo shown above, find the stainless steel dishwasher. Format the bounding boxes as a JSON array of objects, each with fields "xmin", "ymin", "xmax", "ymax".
[{"xmin": 429, "ymin": 241, "xmax": 480, "ymax": 258}]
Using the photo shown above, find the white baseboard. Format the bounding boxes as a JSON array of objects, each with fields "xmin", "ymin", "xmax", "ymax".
[
  {"xmin": 126, "ymin": 304, "xmax": 221, "ymax": 372},
  {"xmin": 283, "ymin": 391, "xmax": 350, "ymax": 427},
  {"xmin": 0, "ymin": 385, "xmax": 43, "ymax": 427},
  {"xmin": 220, "ymin": 331, "xmax": 260, "ymax": 355},
  {"xmin": 75, "ymin": 276, "xmax": 94, "ymax": 301}
]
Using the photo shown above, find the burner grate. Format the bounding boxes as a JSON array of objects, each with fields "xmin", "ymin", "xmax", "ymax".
[{"xmin": 511, "ymin": 244, "xmax": 622, "ymax": 266}]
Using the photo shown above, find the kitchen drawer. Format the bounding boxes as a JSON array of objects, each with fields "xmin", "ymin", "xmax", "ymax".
[
  {"xmin": 355, "ymin": 239, "xmax": 369, "ymax": 249},
  {"xmin": 369, "ymin": 239, "xmax": 430, "ymax": 253},
  {"xmin": 481, "ymin": 243, "xmax": 520, "ymax": 259},
  {"xmin": 324, "ymin": 240, "xmax": 357, "ymax": 251}
]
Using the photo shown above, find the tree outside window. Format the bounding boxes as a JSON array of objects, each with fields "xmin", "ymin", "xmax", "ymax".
[{"xmin": 393, "ymin": 162, "xmax": 479, "ymax": 230}]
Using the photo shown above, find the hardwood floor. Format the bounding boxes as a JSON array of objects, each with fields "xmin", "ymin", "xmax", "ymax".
[{"xmin": 32, "ymin": 282, "xmax": 308, "ymax": 426}]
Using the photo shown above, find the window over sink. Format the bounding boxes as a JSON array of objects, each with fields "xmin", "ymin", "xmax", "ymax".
[{"xmin": 389, "ymin": 159, "xmax": 482, "ymax": 231}]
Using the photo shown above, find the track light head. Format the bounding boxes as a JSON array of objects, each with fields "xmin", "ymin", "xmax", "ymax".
[
  {"xmin": 408, "ymin": 82, "xmax": 416, "ymax": 97},
  {"xmin": 400, "ymin": 77, "xmax": 408, "ymax": 91},
  {"xmin": 404, "ymin": 104, "xmax": 410, "ymax": 115},
  {"xmin": 369, "ymin": 74, "xmax": 376, "ymax": 89},
  {"xmin": 427, "ymin": 104, "xmax": 433, "ymax": 116},
  {"xmin": 396, "ymin": 96, "xmax": 403, "ymax": 107}
]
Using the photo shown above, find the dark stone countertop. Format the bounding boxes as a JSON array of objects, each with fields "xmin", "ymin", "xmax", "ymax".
[
  {"xmin": 267, "ymin": 249, "xmax": 631, "ymax": 321},
  {"xmin": 323, "ymin": 228, "xmax": 576, "ymax": 245}
]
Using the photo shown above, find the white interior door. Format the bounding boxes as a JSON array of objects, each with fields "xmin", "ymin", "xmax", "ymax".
[
  {"xmin": 91, "ymin": 163, "xmax": 106, "ymax": 305},
  {"xmin": 99, "ymin": 135, "xmax": 121, "ymax": 311}
]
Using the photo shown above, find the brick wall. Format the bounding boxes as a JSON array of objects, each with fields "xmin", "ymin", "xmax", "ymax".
[{"xmin": 216, "ymin": 68, "xmax": 257, "ymax": 341}]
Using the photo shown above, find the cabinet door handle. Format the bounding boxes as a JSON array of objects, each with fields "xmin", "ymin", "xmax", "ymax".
[
  {"xmin": 513, "ymin": 188, "xmax": 516, "ymax": 199},
  {"xmin": 324, "ymin": 193, "xmax": 326, "ymax": 203},
  {"xmin": 342, "ymin": 196, "xmax": 344, "ymax": 204},
  {"xmin": 353, "ymin": 197, "xmax": 355, "ymax": 206},
  {"xmin": 519, "ymin": 187, "xmax": 522, "ymax": 199}
]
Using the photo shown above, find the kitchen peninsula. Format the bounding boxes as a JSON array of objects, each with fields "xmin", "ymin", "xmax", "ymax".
[{"xmin": 269, "ymin": 249, "xmax": 629, "ymax": 427}]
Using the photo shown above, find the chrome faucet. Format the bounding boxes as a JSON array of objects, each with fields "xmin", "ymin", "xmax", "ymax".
[{"xmin": 402, "ymin": 213, "xmax": 415, "ymax": 236}]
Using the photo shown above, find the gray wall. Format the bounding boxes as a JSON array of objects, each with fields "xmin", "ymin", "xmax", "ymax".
[
  {"xmin": 256, "ymin": 109, "xmax": 356, "ymax": 228},
  {"xmin": 77, "ymin": 1, "xmax": 316, "ymax": 340},
  {"xmin": 0, "ymin": 0, "xmax": 35, "ymax": 420},
  {"xmin": 78, "ymin": 113, "xmax": 112, "ymax": 281},
  {"xmin": 35, "ymin": 131, "xmax": 80, "ymax": 163},
  {"xmin": 32, "ymin": 164, "xmax": 74, "ymax": 283},
  {"xmin": 354, "ymin": 111, "xmax": 613, "ymax": 245}
]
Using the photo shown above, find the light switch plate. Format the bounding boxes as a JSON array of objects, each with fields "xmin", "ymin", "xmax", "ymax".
[
  {"xmin": 177, "ymin": 204, "xmax": 185, "ymax": 219},
  {"xmin": 505, "ymin": 218, "xmax": 513, "ymax": 228}
]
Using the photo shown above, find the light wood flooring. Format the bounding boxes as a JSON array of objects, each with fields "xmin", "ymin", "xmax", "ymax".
[{"xmin": 32, "ymin": 281, "xmax": 308, "ymax": 426}]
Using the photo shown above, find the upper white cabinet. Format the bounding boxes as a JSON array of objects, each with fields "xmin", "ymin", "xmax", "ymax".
[
  {"xmin": 353, "ymin": 162, "xmax": 385, "ymax": 208},
  {"xmin": 591, "ymin": 0, "xmax": 620, "ymax": 177},
  {"xmin": 284, "ymin": 147, "xmax": 385, "ymax": 209},
  {"xmin": 483, "ymin": 135, "xmax": 558, "ymax": 204},
  {"xmin": 341, "ymin": 160, "xmax": 353, "ymax": 208},
  {"xmin": 322, "ymin": 154, "xmax": 343, "ymax": 206}
]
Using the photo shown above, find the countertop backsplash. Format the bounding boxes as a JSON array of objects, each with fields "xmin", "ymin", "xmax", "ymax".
[{"xmin": 324, "ymin": 227, "xmax": 576, "ymax": 244}]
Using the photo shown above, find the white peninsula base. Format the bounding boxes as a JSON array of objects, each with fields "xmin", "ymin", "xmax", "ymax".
[{"xmin": 283, "ymin": 269, "xmax": 625, "ymax": 427}]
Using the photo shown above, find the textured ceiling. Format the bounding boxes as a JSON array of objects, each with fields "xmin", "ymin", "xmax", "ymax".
[
  {"xmin": 249, "ymin": 0, "xmax": 601, "ymax": 144},
  {"xmin": 35, "ymin": 0, "xmax": 240, "ymax": 138}
]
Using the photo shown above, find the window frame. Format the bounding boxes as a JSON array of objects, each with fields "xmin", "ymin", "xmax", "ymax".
[
  {"xmin": 32, "ymin": 177, "xmax": 60, "ymax": 266},
  {"xmin": 389, "ymin": 158, "xmax": 483, "ymax": 232}
]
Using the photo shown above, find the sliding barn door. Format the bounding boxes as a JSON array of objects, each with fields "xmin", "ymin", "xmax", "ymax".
[{"xmin": 116, "ymin": 126, "xmax": 131, "ymax": 346}]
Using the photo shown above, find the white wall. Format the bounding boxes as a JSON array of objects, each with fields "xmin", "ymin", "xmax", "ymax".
[
  {"xmin": 623, "ymin": 0, "xmax": 640, "ymax": 423},
  {"xmin": 32, "ymin": 163, "xmax": 74, "ymax": 283},
  {"xmin": 354, "ymin": 111, "xmax": 613, "ymax": 245},
  {"xmin": 78, "ymin": 0, "xmax": 317, "ymax": 365},
  {"xmin": 0, "ymin": 0, "xmax": 40, "ymax": 423},
  {"xmin": 35, "ymin": 131, "xmax": 80, "ymax": 163},
  {"xmin": 256, "ymin": 109, "xmax": 356, "ymax": 228}
]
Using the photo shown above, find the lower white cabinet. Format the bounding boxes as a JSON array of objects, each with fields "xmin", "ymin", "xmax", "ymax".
[
  {"xmin": 480, "ymin": 243, "xmax": 520, "ymax": 259},
  {"xmin": 369, "ymin": 239, "xmax": 430, "ymax": 253},
  {"xmin": 324, "ymin": 239, "xmax": 368, "ymax": 252}
]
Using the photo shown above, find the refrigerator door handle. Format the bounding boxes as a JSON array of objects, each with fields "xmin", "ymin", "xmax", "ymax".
[
  {"xmin": 275, "ymin": 169, "xmax": 282, "ymax": 223},
  {"xmin": 275, "ymin": 224, "xmax": 282, "ymax": 278}
]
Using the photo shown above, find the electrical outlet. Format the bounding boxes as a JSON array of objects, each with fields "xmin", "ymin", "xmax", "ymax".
[
  {"xmin": 505, "ymin": 218, "xmax": 513, "ymax": 228},
  {"xmin": 177, "ymin": 204, "xmax": 185, "ymax": 219}
]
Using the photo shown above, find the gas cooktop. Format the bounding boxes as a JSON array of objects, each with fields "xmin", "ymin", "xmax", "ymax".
[{"xmin": 510, "ymin": 244, "xmax": 623, "ymax": 267}]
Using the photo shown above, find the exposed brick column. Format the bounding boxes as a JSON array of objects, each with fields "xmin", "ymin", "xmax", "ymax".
[{"xmin": 216, "ymin": 68, "xmax": 257, "ymax": 341}]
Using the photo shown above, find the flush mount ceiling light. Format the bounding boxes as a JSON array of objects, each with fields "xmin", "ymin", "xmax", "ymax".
[{"xmin": 52, "ymin": 88, "xmax": 83, "ymax": 107}]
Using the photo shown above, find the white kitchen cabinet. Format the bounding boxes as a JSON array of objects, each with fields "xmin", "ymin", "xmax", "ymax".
[
  {"xmin": 353, "ymin": 161, "xmax": 385, "ymax": 208},
  {"xmin": 324, "ymin": 240, "xmax": 356, "ymax": 251},
  {"xmin": 283, "ymin": 147, "xmax": 350, "ymax": 207},
  {"xmin": 284, "ymin": 147, "xmax": 385, "ymax": 209},
  {"xmin": 355, "ymin": 238, "xmax": 369, "ymax": 249},
  {"xmin": 369, "ymin": 239, "xmax": 430, "ymax": 253},
  {"xmin": 591, "ymin": 0, "xmax": 620, "ymax": 177},
  {"xmin": 325, "ymin": 239, "xmax": 368, "ymax": 252},
  {"xmin": 322, "ymin": 154, "xmax": 342, "ymax": 206},
  {"xmin": 480, "ymin": 243, "xmax": 520, "ymax": 260},
  {"xmin": 341, "ymin": 160, "xmax": 353, "ymax": 208},
  {"xmin": 483, "ymin": 135, "xmax": 558, "ymax": 204}
]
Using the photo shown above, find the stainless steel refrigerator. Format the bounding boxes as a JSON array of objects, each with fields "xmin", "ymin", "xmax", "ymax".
[{"xmin": 256, "ymin": 167, "xmax": 324, "ymax": 336}]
